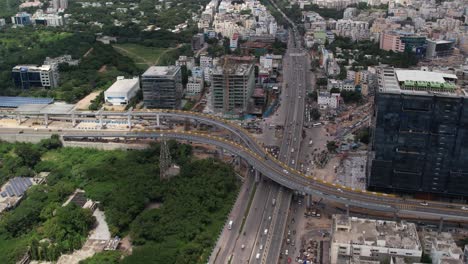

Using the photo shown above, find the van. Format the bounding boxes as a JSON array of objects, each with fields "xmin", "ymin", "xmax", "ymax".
[
  {"xmin": 264, "ymin": 229, "xmax": 268, "ymax": 235},
  {"xmin": 256, "ymin": 253, "xmax": 260, "ymax": 259},
  {"xmin": 228, "ymin": 220, "xmax": 233, "ymax": 230}
]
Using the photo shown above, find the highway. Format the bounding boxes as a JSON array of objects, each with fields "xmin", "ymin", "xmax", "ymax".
[
  {"xmin": 3, "ymin": 122, "xmax": 468, "ymax": 221},
  {"xmin": 262, "ymin": 28, "xmax": 309, "ymax": 263}
]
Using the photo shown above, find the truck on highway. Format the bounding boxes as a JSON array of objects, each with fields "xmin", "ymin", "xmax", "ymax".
[{"xmin": 228, "ymin": 220, "xmax": 233, "ymax": 230}]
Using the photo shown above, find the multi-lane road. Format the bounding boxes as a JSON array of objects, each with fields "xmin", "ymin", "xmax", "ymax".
[{"xmin": 262, "ymin": 29, "xmax": 310, "ymax": 263}]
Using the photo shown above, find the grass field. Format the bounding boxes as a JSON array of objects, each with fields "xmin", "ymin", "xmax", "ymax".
[
  {"xmin": 113, "ymin": 44, "xmax": 167, "ymax": 69},
  {"xmin": 0, "ymin": 0, "xmax": 20, "ymax": 18}
]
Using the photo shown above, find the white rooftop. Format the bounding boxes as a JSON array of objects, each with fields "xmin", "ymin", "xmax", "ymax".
[
  {"xmin": 106, "ymin": 77, "xmax": 139, "ymax": 93},
  {"xmin": 142, "ymin": 66, "xmax": 179, "ymax": 77},
  {"xmin": 395, "ymin": 70, "xmax": 457, "ymax": 83}
]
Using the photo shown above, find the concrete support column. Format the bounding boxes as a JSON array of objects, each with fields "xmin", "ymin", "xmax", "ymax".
[
  {"xmin": 16, "ymin": 114, "xmax": 22, "ymax": 125},
  {"xmin": 127, "ymin": 115, "xmax": 132, "ymax": 130},
  {"xmin": 156, "ymin": 114, "xmax": 160, "ymax": 127},
  {"xmin": 306, "ymin": 194, "xmax": 312, "ymax": 208},
  {"xmin": 439, "ymin": 217, "xmax": 444, "ymax": 233},
  {"xmin": 44, "ymin": 113, "xmax": 48, "ymax": 127},
  {"xmin": 346, "ymin": 204, "xmax": 350, "ymax": 217},
  {"xmin": 217, "ymin": 146, "xmax": 223, "ymax": 159},
  {"xmin": 255, "ymin": 169, "xmax": 260, "ymax": 182},
  {"xmin": 127, "ymin": 107, "xmax": 133, "ymax": 130},
  {"xmin": 71, "ymin": 112, "xmax": 76, "ymax": 127},
  {"xmin": 99, "ymin": 114, "xmax": 103, "ymax": 128}
]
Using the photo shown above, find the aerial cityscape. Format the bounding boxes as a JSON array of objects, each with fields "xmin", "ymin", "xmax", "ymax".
[{"xmin": 0, "ymin": 0, "xmax": 468, "ymax": 263}]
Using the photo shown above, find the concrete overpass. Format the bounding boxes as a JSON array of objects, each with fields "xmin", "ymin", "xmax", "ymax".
[
  {"xmin": 3, "ymin": 109, "xmax": 468, "ymax": 221},
  {"xmin": 36, "ymin": 129, "xmax": 468, "ymax": 222}
]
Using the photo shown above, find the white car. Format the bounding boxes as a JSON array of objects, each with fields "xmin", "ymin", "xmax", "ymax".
[
  {"xmin": 420, "ymin": 201, "xmax": 429, "ymax": 206},
  {"xmin": 462, "ymin": 206, "xmax": 468, "ymax": 211},
  {"xmin": 283, "ymin": 169, "xmax": 289, "ymax": 174}
]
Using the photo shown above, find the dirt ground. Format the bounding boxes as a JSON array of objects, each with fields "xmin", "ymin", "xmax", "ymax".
[
  {"xmin": 313, "ymin": 156, "xmax": 339, "ymax": 182},
  {"xmin": 75, "ymin": 91, "xmax": 101, "ymax": 110}
]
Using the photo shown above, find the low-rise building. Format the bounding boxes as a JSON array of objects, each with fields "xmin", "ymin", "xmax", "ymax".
[
  {"xmin": 186, "ymin": 77, "xmax": 204, "ymax": 96},
  {"xmin": 192, "ymin": 33, "xmax": 205, "ymax": 51},
  {"xmin": 104, "ymin": 76, "xmax": 140, "ymax": 105},
  {"xmin": 176, "ymin": 56, "xmax": 195, "ymax": 70},
  {"xmin": 331, "ymin": 215, "xmax": 422, "ymax": 264},
  {"xmin": 318, "ymin": 92, "xmax": 340, "ymax": 109},
  {"xmin": 12, "ymin": 64, "xmax": 59, "ymax": 89},
  {"xmin": 11, "ymin": 12, "xmax": 32, "ymax": 25},
  {"xmin": 0, "ymin": 176, "xmax": 45, "ymax": 214},
  {"xmin": 328, "ymin": 79, "xmax": 355, "ymax": 91},
  {"xmin": 421, "ymin": 228, "xmax": 463, "ymax": 264},
  {"xmin": 200, "ymin": 55, "xmax": 213, "ymax": 68},
  {"xmin": 32, "ymin": 10, "xmax": 64, "ymax": 27}
]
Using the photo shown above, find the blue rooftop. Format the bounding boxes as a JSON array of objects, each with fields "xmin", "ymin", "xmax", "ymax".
[{"xmin": 0, "ymin": 96, "xmax": 54, "ymax": 108}]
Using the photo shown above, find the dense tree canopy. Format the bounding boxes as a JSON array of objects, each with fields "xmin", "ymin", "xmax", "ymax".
[{"xmin": 0, "ymin": 138, "xmax": 239, "ymax": 264}]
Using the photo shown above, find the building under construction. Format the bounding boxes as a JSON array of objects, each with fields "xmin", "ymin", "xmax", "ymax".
[
  {"xmin": 369, "ymin": 67, "xmax": 468, "ymax": 197},
  {"xmin": 211, "ymin": 56, "xmax": 255, "ymax": 116}
]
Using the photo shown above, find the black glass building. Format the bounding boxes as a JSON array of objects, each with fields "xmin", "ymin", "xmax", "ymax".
[{"xmin": 368, "ymin": 68, "xmax": 468, "ymax": 197}]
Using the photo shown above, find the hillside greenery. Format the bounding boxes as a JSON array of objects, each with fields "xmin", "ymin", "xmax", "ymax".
[
  {"xmin": 0, "ymin": 28, "xmax": 141, "ymax": 102},
  {"xmin": 0, "ymin": 138, "xmax": 239, "ymax": 264}
]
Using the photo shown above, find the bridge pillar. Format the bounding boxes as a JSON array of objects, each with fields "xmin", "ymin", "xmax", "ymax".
[
  {"xmin": 44, "ymin": 113, "xmax": 49, "ymax": 128},
  {"xmin": 127, "ymin": 107, "xmax": 133, "ymax": 130},
  {"xmin": 255, "ymin": 169, "xmax": 260, "ymax": 182},
  {"xmin": 306, "ymin": 194, "xmax": 312, "ymax": 208},
  {"xmin": 127, "ymin": 115, "xmax": 132, "ymax": 130},
  {"xmin": 97, "ymin": 108, "xmax": 103, "ymax": 129},
  {"xmin": 156, "ymin": 114, "xmax": 160, "ymax": 127},
  {"xmin": 345, "ymin": 204, "xmax": 349, "ymax": 217},
  {"xmin": 217, "ymin": 146, "xmax": 224, "ymax": 159},
  {"xmin": 99, "ymin": 114, "xmax": 103, "ymax": 128},
  {"xmin": 71, "ymin": 112, "xmax": 76, "ymax": 127},
  {"xmin": 16, "ymin": 113, "xmax": 22, "ymax": 125},
  {"xmin": 439, "ymin": 217, "xmax": 444, "ymax": 233}
]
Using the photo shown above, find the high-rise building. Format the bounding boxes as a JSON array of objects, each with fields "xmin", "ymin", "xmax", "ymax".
[
  {"xmin": 211, "ymin": 57, "xmax": 255, "ymax": 115},
  {"xmin": 369, "ymin": 67, "xmax": 468, "ymax": 197},
  {"xmin": 12, "ymin": 65, "xmax": 59, "ymax": 89},
  {"xmin": 53, "ymin": 0, "xmax": 68, "ymax": 10},
  {"xmin": 11, "ymin": 12, "xmax": 32, "ymax": 25},
  {"xmin": 59, "ymin": 0, "xmax": 68, "ymax": 9},
  {"xmin": 141, "ymin": 66, "xmax": 182, "ymax": 109}
]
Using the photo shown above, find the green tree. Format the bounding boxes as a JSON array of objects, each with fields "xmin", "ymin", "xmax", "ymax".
[
  {"xmin": 310, "ymin": 108, "xmax": 321, "ymax": 121},
  {"xmin": 326, "ymin": 141, "xmax": 338, "ymax": 153},
  {"xmin": 14, "ymin": 144, "xmax": 41, "ymax": 167},
  {"xmin": 39, "ymin": 135, "xmax": 63, "ymax": 150},
  {"xmin": 330, "ymin": 88, "xmax": 340, "ymax": 93},
  {"xmin": 356, "ymin": 127, "xmax": 370, "ymax": 144}
]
